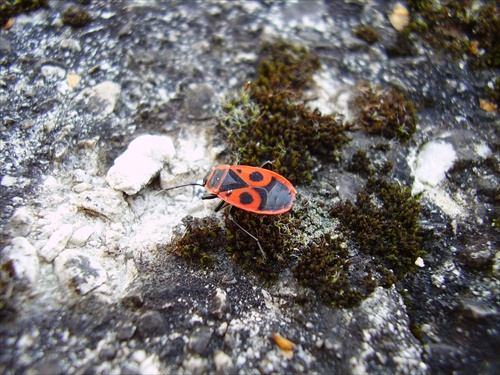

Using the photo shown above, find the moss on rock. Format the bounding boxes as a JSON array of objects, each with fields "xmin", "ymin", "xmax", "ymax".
[
  {"xmin": 350, "ymin": 82, "xmax": 417, "ymax": 142},
  {"xmin": 331, "ymin": 178, "xmax": 424, "ymax": 282},
  {"xmin": 219, "ymin": 40, "xmax": 351, "ymax": 184}
]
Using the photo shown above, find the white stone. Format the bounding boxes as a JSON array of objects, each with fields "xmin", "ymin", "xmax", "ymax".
[
  {"xmin": 40, "ymin": 65, "xmax": 66, "ymax": 82},
  {"xmin": 473, "ymin": 142, "xmax": 492, "ymax": 158},
  {"xmin": 414, "ymin": 140, "xmax": 457, "ymax": 187},
  {"xmin": 44, "ymin": 175, "xmax": 58, "ymax": 188},
  {"xmin": 216, "ymin": 322, "xmax": 228, "ymax": 336},
  {"xmin": 7, "ymin": 207, "xmax": 35, "ymax": 237},
  {"xmin": 75, "ymin": 188, "xmax": 130, "ymax": 221},
  {"xmin": 60, "ymin": 38, "xmax": 82, "ymax": 52},
  {"xmin": 2, "ymin": 237, "xmax": 39, "ymax": 285},
  {"xmin": 415, "ymin": 257, "xmax": 425, "ymax": 268},
  {"xmin": 74, "ymin": 81, "xmax": 121, "ymax": 117},
  {"xmin": 106, "ymin": 135, "xmax": 176, "ymax": 195},
  {"xmin": 93, "ymin": 82, "xmax": 121, "ymax": 113},
  {"xmin": 105, "ymin": 229, "xmax": 123, "ymax": 245},
  {"xmin": 1, "ymin": 175, "xmax": 17, "ymax": 187},
  {"xmin": 213, "ymin": 350, "xmax": 233, "ymax": 374},
  {"xmin": 132, "ymin": 350, "xmax": 147, "ymax": 363},
  {"xmin": 138, "ymin": 353, "xmax": 161, "ymax": 374},
  {"xmin": 54, "ymin": 249, "xmax": 107, "ymax": 295},
  {"xmin": 182, "ymin": 356, "xmax": 209, "ymax": 375},
  {"xmin": 39, "ymin": 224, "xmax": 74, "ymax": 262},
  {"xmin": 69, "ymin": 225, "xmax": 94, "ymax": 246},
  {"xmin": 73, "ymin": 182, "xmax": 93, "ymax": 193}
]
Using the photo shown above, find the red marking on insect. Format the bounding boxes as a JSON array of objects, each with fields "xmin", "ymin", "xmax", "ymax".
[
  {"xmin": 159, "ymin": 163, "xmax": 297, "ymax": 257},
  {"xmin": 203, "ymin": 165, "xmax": 296, "ymax": 214}
]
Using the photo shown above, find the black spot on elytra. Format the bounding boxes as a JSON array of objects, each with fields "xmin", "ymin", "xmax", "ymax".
[
  {"xmin": 249, "ymin": 171, "xmax": 264, "ymax": 182},
  {"xmin": 239, "ymin": 192, "xmax": 254, "ymax": 205}
]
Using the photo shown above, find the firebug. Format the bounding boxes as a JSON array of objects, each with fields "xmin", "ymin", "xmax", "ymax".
[{"xmin": 159, "ymin": 163, "xmax": 297, "ymax": 258}]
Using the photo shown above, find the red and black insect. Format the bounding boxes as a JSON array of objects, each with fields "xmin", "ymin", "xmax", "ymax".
[{"xmin": 160, "ymin": 163, "xmax": 296, "ymax": 257}]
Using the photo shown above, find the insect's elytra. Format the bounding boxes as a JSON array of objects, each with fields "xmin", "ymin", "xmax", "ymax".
[
  {"xmin": 203, "ymin": 165, "xmax": 296, "ymax": 215},
  {"xmin": 159, "ymin": 163, "xmax": 296, "ymax": 258}
]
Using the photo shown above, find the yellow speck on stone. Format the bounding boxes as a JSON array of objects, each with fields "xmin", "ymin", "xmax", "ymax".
[
  {"xmin": 479, "ymin": 98, "xmax": 497, "ymax": 112},
  {"xmin": 273, "ymin": 332, "xmax": 295, "ymax": 359},
  {"xmin": 67, "ymin": 73, "xmax": 82, "ymax": 88},
  {"xmin": 2, "ymin": 18, "xmax": 15, "ymax": 30},
  {"xmin": 389, "ymin": 3, "xmax": 409, "ymax": 31}
]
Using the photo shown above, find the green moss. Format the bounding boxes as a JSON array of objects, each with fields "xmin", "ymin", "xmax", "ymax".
[
  {"xmin": 294, "ymin": 233, "xmax": 375, "ymax": 308},
  {"xmin": 350, "ymin": 82, "xmax": 417, "ymax": 142},
  {"xmin": 331, "ymin": 178, "xmax": 424, "ymax": 282},
  {"xmin": 224, "ymin": 208, "xmax": 302, "ymax": 282},
  {"xmin": 354, "ymin": 25, "xmax": 379, "ymax": 44},
  {"xmin": 348, "ymin": 149, "xmax": 394, "ymax": 177},
  {"xmin": 219, "ymin": 40, "xmax": 351, "ymax": 184},
  {"xmin": 62, "ymin": 5, "xmax": 92, "ymax": 28},
  {"xmin": 348, "ymin": 149, "xmax": 374, "ymax": 177},
  {"xmin": 386, "ymin": 30, "xmax": 417, "ymax": 57},
  {"xmin": 172, "ymin": 216, "xmax": 223, "ymax": 267},
  {"xmin": 171, "ymin": 41, "xmax": 424, "ymax": 309},
  {"xmin": 0, "ymin": 260, "xmax": 16, "ymax": 319},
  {"xmin": 0, "ymin": 0, "xmax": 48, "ymax": 27},
  {"xmin": 407, "ymin": 0, "xmax": 500, "ymax": 68}
]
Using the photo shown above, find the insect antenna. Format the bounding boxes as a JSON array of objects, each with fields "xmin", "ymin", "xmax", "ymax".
[{"xmin": 155, "ymin": 183, "xmax": 205, "ymax": 196}]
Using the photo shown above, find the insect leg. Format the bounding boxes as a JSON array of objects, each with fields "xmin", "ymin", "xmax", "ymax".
[
  {"xmin": 214, "ymin": 201, "xmax": 230, "ymax": 213},
  {"xmin": 227, "ymin": 207, "xmax": 266, "ymax": 259},
  {"xmin": 201, "ymin": 193, "xmax": 218, "ymax": 200}
]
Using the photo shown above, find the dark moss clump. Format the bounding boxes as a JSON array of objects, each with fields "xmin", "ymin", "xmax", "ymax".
[
  {"xmin": 472, "ymin": 4, "xmax": 500, "ymax": 68},
  {"xmin": 385, "ymin": 31, "xmax": 417, "ymax": 58},
  {"xmin": 348, "ymin": 148, "xmax": 394, "ymax": 177},
  {"xmin": 354, "ymin": 25, "xmax": 379, "ymax": 44},
  {"xmin": 172, "ymin": 216, "xmax": 223, "ymax": 267},
  {"xmin": 407, "ymin": 1, "xmax": 500, "ymax": 68},
  {"xmin": 294, "ymin": 233, "xmax": 375, "ymax": 308},
  {"xmin": 220, "ymin": 40, "xmax": 351, "ymax": 184},
  {"xmin": 0, "ymin": 260, "xmax": 16, "ymax": 320},
  {"xmin": 0, "ymin": 0, "xmax": 48, "ymax": 27},
  {"xmin": 224, "ymin": 208, "xmax": 302, "ymax": 282},
  {"xmin": 350, "ymin": 82, "xmax": 417, "ymax": 142},
  {"xmin": 331, "ymin": 178, "xmax": 424, "ymax": 282},
  {"xmin": 62, "ymin": 5, "xmax": 92, "ymax": 28},
  {"xmin": 348, "ymin": 149, "xmax": 374, "ymax": 177}
]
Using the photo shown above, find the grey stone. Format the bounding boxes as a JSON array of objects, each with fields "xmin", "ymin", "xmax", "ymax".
[
  {"xmin": 188, "ymin": 326, "xmax": 213, "ymax": 355},
  {"xmin": 53, "ymin": 249, "xmax": 107, "ymax": 295},
  {"xmin": 116, "ymin": 321, "xmax": 137, "ymax": 341},
  {"xmin": 137, "ymin": 311, "xmax": 166, "ymax": 337},
  {"xmin": 184, "ymin": 84, "xmax": 217, "ymax": 120},
  {"xmin": 210, "ymin": 288, "xmax": 229, "ymax": 319}
]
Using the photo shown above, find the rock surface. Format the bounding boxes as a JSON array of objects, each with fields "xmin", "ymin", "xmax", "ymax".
[{"xmin": 0, "ymin": 1, "xmax": 498, "ymax": 375}]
